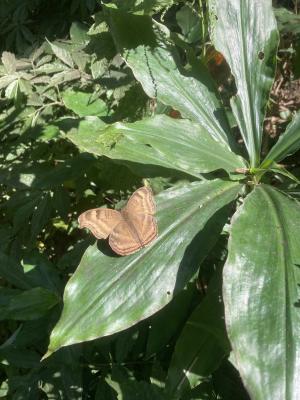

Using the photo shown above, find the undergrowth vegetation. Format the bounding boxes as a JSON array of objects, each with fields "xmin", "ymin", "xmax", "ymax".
[{"xmin": 0, "ymin": 1, "xmax": 299, "ymax": 399}]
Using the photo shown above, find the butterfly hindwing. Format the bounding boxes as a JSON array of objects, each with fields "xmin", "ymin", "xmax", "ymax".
[{"xmin": 109, "ymin": 214, "xmax": 157, "ymax": 256}]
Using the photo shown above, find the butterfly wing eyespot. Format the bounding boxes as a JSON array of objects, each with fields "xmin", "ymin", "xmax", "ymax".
[{"xmin": 78, "ymin": 208, "xmax": 122, "ymax": 239}]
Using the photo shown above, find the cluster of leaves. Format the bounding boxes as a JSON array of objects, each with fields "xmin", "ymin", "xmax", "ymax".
[{"xmin": 0, "ymin": 0, "xmax": 300, "ymax": 399}]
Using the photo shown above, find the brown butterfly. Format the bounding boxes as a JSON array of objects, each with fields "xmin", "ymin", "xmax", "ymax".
[{"xmin": 78, "ymin": 186, "xmax": 158, "ymax": 256}]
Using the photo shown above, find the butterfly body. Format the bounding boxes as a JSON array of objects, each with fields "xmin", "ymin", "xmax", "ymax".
[{"xmin": 78, "ymin": 187, "xmax": 157, "ymax": 256}]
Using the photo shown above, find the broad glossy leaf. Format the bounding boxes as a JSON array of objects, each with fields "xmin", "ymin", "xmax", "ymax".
[
  {"xmin": 68, "ymin": 115, "xmax": 246, "ymax": 177},
  {"xmin": 223, "ymin": 184, "xmax": 300, "ymax": 399},
  {"xmin": 261, "ymin": 112, "xmax": 300, "ymax": 169},
  {"xmin": 166, "ymin": 268, "xmax": 229, "ymax": 398},
  {"xmin": 107, "ymin": 9, "xmax": 234, "ymax": 147},
  {"xmin": 210, "ymin": 0, "xmax": 279, "ymax": 166},
  {"xmin": 46, "ymin": 179, "xmax": 241, "ymax": 355}
]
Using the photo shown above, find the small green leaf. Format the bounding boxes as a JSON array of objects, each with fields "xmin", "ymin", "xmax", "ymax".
[
  {"xmin": 176, "ymin": 5, "xmax": 201, "ymax": 43},
  {"xmin": 70, "ymin": 22, "xmax": 89, "ymax": 45},
  {"xmin": 47, "ymin": 40, "xmax": 74, "ymax": 68},
  {"xmin": 5, "ymin": 79, "xmax": 19, "ymax": 99},
  {"xmin": 1, "ymin": 51, "xmax": 16, "ymax": 74},
  {"xmin": 0, "ymin": 287, "xmax": 59, "ymax": 320},
  {"xmin": 62, "ymin": 89, "xmax": 108, "ymax": 117}
]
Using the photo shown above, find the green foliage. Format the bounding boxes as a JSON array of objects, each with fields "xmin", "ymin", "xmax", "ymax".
[{"xmin": 0, "ymin": 0, "xmax": 299, "ymax": 399}]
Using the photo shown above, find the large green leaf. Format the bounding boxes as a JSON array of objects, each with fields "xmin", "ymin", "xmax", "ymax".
[
  {"xmin": 166, "ymin": 268, "xmax": 229, "ymax": 398},
  {"xmin": 68, "ymin": 115, "xmax": 246, "ymax": 177},
  {"xmin": 107, "ymin": 9, "xmax": 234, "ymax": 148},
  {"xmin": 261, "ymin": 112, "xmax": 300, "ymax": 169},
  {"xmin": 223, "ymin": 184, "xmax": 300, "ymax": 399},
  {"xmin": 210, "ymin": 0, "xmax": 279, "ymax": 166},
  {"xmin": 46, "ymin": 179, "xmax": 241, "ymax": 355}
]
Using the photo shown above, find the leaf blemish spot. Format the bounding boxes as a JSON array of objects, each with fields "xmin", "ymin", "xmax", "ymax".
[{"xmin": 258, "ymin": 51, "xmax": 264, "ymax": 60}]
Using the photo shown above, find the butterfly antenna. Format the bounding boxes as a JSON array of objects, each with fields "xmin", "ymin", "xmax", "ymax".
[{"xmin": 142, "ymin": 179, "xmax": 151, "ymax": 188}]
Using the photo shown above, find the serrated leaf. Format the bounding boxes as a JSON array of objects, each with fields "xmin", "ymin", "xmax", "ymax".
[
  {"xmin": 68, "ymin": 114, "xmax": 246, "ymax": 177},
  {"xmin": 47, "ymin": 40, "xmax": 74, "ymax": 68},
  {"xmin": 5, "ymin": 79, "xmax": 19, "ymax": 99},
  {"xmin": 261, "ymin": 112, "xmax": 300, "ymax": 169},
  {"xmin": 223, "ymin": 184, "xmax": 300, "ymax": 399},
  {"xmin": 210, "ymin": 0, "xmax": 279, "ymax": 166},
  {"xmin": 1, "ymin": 51, "xmax": 16, "ymax": 74},
  {"xmin": 46, "ymin": 179, "xmax": 241, "ymax": 355},
  {"xmin": 70, "ymin": 21, "xmax": 89, "ymax": 44},
  {"xmin": 0, "ymin": 74, "xmax": 17, "ymax": 90},
  {"xmin": 49, "ymin": 69, "xmax": 81, "ymax": 86}
]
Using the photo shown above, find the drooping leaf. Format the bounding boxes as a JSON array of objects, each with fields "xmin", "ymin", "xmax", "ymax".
[
  {"xmin": 223, "ymin": 184, "xmax": 300, "ymax": 399},
  {"xmin": 68, "ymin": 115, "xmax": 246, "ymax": 177},
  {"xmin": 166, "ymin": 268, "xmax": 229, "ymax": 398},
  {"xmin": 107, "ymin": 9, "xmax": 234, "ymax": 147},
  {"xmin": 261, "ymin": 112, "xmax": 300, "ymax": 169},
  {"xmin": 46, "ymin": 179, "xmax": 241, "ymax": 355},
  {"xmin": 210, "ymin": 0, "xmax": 279, "ymax": 166}
]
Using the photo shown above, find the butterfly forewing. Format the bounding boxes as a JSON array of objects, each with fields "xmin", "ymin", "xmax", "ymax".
[
  {"xmin": 125, "ymin": 187, "xmax": 155, "ymax": 215},
  {"xmin": 78, "ymin": 208, "xmax": 122, "ymax": 239},
  {"xmin": 109, "ymin": 214, "xmax": 157, "ymax": 256}
]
